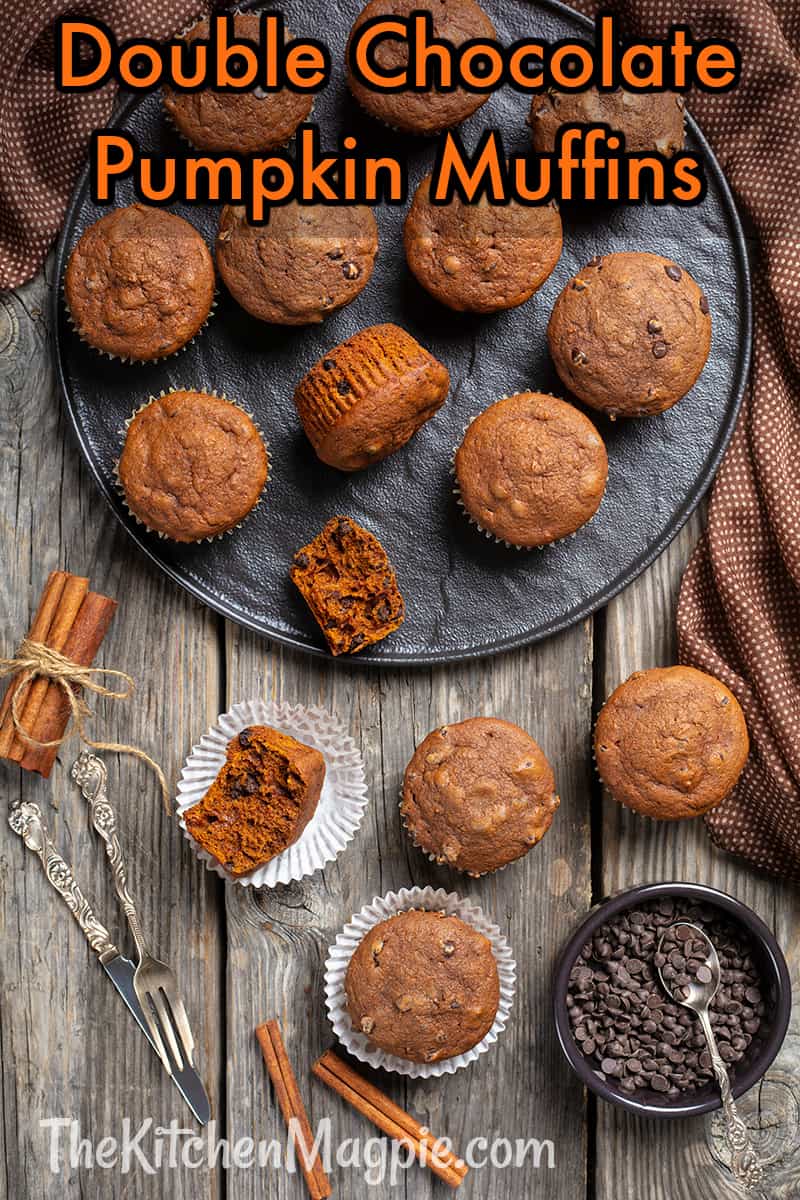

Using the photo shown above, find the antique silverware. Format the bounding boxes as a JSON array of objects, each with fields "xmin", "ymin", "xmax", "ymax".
[{"xmin": 657, "ymin": 922, "xmax": 764, "ymax": 1192}]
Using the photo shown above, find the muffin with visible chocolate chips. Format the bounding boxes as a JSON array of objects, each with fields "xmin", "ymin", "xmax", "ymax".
[
  {"xmin": 594, "ymin": 666, "xmax": 750, "ymax": 820},
  {"xmin": 65, "ymin": 205, "xmax": 215, "ymax": 362},
  {"xmin": 163, "ymin": 13, "xmax": 313, "ymax": 152},
  {"xmin": 404, "ymin": 175, "xmax": 563, "ymax": 312},
  {"xmin": 216, "ymin": 203, "xmax": 378, "ymax": 325},
  {"xmin": 345, "ymin": 909, "xmax": 500, "ymax": 1062},
  {"xmin": 118, "ymin": 390, "xmax": 268, "ymax": 542},
  {"xmin": 454, "ymin": 392, "xmax": 608, "ymax": 547},
  {"xmin": 401, "ymin": 717, "xmax": 560, "ymax": 875},
  {"xmin": 530, "ymin": 87, "xmax": 685, "ymax": 157},
  {"xmin": 547, "ymin": 252, "xmax": 711, "ymax": 418},
  {"xmin": 346, "ymin": 0, "xmax": 496, "ymax": 134},
  {"xmin": 293, "ymin": 323, "xmax": 450, "ymax": 470}
]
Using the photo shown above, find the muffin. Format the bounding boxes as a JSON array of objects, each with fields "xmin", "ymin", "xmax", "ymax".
[
  {"xmin": 346, "ymin": 0, "xmax": 496, "ymax": 134},
  {"xmin": 345, "ymin": 909, "xmax": 500, "ymax": 1062},
  {"xmin": 64, "ymin": 205, "xmax": 214, "ymax": 362},
  {"xmin": 216, "ymin": 203, "xmax": 378, "ymax": 325},
  {"xmin": 291, "ymin": 516, "xmax": 405, "ymax": 655},
  {"xmin": 118, "ymin": 390, "xmax": 268, "ymax": 542},
  {"xmin": 184, "ymin": 725, "xmax": 325, "ymax": 877},
  {"xmin": 163, "ymin": 13, "xmax": 313, "ymax": 152},
  {"xmin": 454, "ymin": 392, "xmax": 608, "ymax": 548},
  {"xmin": 404, "ymin": 176, "xmax": 563, "ymax": 312},
  {"xmin": 594, "ymin": 666, "xmax": 750, "ymax": 820},
  {"xmin": 530, "ymin": 87, "xmax": 685, "ymax": 157},
  {"xmin": 293, "ymin": 323, "xmax": 450, "ymax": 470},
  {"xmin": 547, "ymin": 252, "xmax": 711, "ymax": 418},
  {"xmin": 401, "ymin": 717, "xmax": 560, "ymax": 875}
]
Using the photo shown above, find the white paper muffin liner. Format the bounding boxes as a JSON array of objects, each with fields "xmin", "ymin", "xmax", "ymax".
[
  {"xmin": 176, "ymin": 698, "xmax": 368, "ymax": 887},
  {"xmin": 324, "ymin": 885, "xmax": 516, "ymax": 1078},
  {"xmin": 63, "ymin": 278, "xmax": 216, "ymax": 364}
]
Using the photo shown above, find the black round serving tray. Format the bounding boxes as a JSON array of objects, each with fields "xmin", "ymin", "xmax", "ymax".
[{"xmin": 53, "ymin": 0, "xmax": 751, "ymax": 666}]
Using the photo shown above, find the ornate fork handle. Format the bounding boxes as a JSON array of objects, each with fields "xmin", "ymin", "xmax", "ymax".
[
  {"xmin": 699, "ymin": 1009, "xmax": 764, "ymax": 1191},
  {"xmin": 9, "ymin": 801, "xmax": 117, "ymax": 960},
  {"xmin": 71, "ymin": 751, "xmax": 149, "ymax": 960}
]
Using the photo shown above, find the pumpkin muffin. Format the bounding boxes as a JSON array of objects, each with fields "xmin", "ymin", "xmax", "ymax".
[
  {"xmin": 291, "ymin": 516, "xmax": 405, "ymax": 655},
  {"xmin": 163, "ymin": 13, "xmax": 313, "ymax": 152},
  {"xmin": 346, "ymin": 0, "xmax": 496, "ymax": 135},
  {"xmin": 530, "ymin": 87, "xmax": 685, "ymax": 157},
  {"xmin": 345, "ymin": 909, "xmax": 500, "ymax": 1062},
  {"xmin": 454, "ymin": 392, "xmax": 608, "ymax": 548},
  {"xmin": 118, "ymin": 390, "xmax": 268, "ymax": 542},
  {"xmin": 293, "ymin": 323, "xmax": 450, "ymax": 471},
  {"xmin": 216, "ymin": 203, "xmax": 378, "ymax": 325},
  {"xmin": 547, "ymin": 252, "xmax": 712, "ymax": 418},
  {"xmin": 594, "ymin": 666, "xmax": 750, "ymax": 820},
  {"xmin": 401, "ymin": 717, "xmax": 560, "ymax": 875},
  {"xmin": 184, "ymin": 725, "xmax": 325, "ymax": 877},
  {"xmin": 65, "ymin": 205, "xmax": 215, "ymax": 362},
  {"xmin": 404, "ymin": 176, "xmax": 563, "ymax": 312}
]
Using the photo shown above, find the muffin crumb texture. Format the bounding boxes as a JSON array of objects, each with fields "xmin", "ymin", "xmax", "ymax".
[{"xmin": 345, "ymin": 909, "xmax": 500, "ymax": 1062}]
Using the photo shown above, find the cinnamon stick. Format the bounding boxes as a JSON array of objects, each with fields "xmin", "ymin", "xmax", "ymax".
[
  {"xmin": 312, "ymin": 1051, "xmax": 468, "ymax": 1188},
  {"xmin": 256, "ymin": 1022, "xmax": 331, "ymax": 1200},
  {"xmin": 16, "ymin": 589, "xmax": 117, "ymax": 776},
  {"xmin": 0, "ymin": 570, "xmax": 70, "ymax": 757}
]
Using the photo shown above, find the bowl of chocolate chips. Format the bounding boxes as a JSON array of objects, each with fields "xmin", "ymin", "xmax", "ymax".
[{"xmin": 553, "ymin": 882, "xmax": 791, "ymax": 1117}]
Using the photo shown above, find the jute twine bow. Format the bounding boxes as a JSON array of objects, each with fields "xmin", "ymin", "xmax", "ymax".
[{"xmin": 0, "ymin": 638, "xmax": 170, "ymax": 809}]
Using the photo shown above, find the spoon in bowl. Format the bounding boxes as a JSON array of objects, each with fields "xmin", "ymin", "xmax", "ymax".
[{"xmin": 657, "ymin": 921, "xmax": 764, "ymax": 1192}]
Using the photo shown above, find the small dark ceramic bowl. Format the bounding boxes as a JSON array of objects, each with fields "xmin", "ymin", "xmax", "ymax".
[{"xmin": 553, "ymin": 882, "xmax": 792, "ymax": 1118}]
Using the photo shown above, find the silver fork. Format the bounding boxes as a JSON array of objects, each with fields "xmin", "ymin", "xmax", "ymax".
[{"xmin": 71, "ymin": 751, "xmax": 195, "ymax": 1077}]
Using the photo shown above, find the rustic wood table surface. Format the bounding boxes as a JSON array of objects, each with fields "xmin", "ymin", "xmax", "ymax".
[{"xmin": 1, "ymin": 262, "xmax": 798, "ymax": 1199}]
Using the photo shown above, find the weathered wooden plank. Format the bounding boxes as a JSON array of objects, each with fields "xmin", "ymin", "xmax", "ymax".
[
  {"xmin": 223, "ymin": 619, "xmax": 594, "ymax": 1197},
  {"xmin": 596, "ymin": 514, "xmax": 800, "ymax": 1199},
  {"xmin": 0, "ymin": 264, "xmax": 224, "ymax": 1199}
]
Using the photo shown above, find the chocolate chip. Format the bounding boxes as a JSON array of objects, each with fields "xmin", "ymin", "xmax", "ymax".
[
  {"xmin": 588, "ymin": 255, "xmax": 604, "ymax": 269},
  {"xmin": 652, "ymin": 341, "xmax": 668, "ymax": 359},
  {"xmin": 647, "ymin": 318, "xmax": 663, "ymax": 335},
  {"xmin": 571, "ymin": 348, "xmax": 588, "ymax": 365},
  {"xmin": 342, "ymin": 261, "xmax": 361, "ymax": 280},
  {"xmin": 293, "ymin": 552, "xmax": 309, "ymax": 569},
  {"xmin": 665, "ymin": 264, "xmax": 683, "ymax": 281},
  {"xmin": 238, "ymin": 728, "xmax": 252, "ymax": 748},
  {"xmin": 327, "ymin": 248, "xmax": 344, "ymax": 260},
  {"xmin": 336, "ymin": 378, "xmax": 352, "ymax": 395},
  {"xmin": 572, "ymin": 279, "xmax": 588, "ymax": 291},
  {"xmin": 696, "ymin": 964, "xmax": 713, "ymax": 985},
  {"xmin": 322, "ymin": 359, "xmax": 335, "ymax": 371},
  {"xmin": 699, "ymin": 293, "xmax": 710, "ymax": 315}
]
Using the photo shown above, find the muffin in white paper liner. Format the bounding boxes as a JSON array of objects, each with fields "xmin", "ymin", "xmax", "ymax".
[
  {"xmin": 176, "ymin": 698, "xmax": 368, "ymax": 888},
  {"xmin": 324, "ymin": 885, "xmax": 516, "ymax": 1078}
]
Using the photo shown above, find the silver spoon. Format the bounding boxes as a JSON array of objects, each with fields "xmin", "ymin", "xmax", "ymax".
[{"xmin": 657, "ymin": 922, "xmax": 764, "ymax": 1192}]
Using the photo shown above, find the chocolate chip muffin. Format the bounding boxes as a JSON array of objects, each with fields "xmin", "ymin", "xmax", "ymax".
[
  {"xmin": 346, "ymin": 0, "xmax": 496, "ymax": 134},
  {"xmin": 163, "ymin": 13, "xmax": 313, "ymax": 152},
  {"xmin": 530, "ymin": 87, "xmax": 685, "ymax": 157},
  {"xmin": 454, "ymin": 392, "xmax": 608, "ymax": 547},
  {"xmin": 293, "ymin": 323, "xmax": 450, "ymax": 470},
  {"xmin": 345, "ymin": 909, "xmax": 500, "ymax": 1062},
  {"xmin": 547, "ymin": 252, "xmax": 711, "ymax": 418},
  {"xmin": 291, "ymin": 516, "xmax": 405, "ymax": 655},
  {"xmin": 401, "ymin": 717, "xmax": 560, "ymax": 875},
  {"xmin": 594, "ymin": 666, "xmax": 750, "ymax": 820},
  {"xmin": 65, "ymin": 205, "xmax": 215, "ymax": 362},
  {"xmin": 118, "ymin": 390, "xmax": 269, "ymax": 542},
  {"xmin": 404, "ymin": 176, "xmax": 563, "ymax": 312},
  {"xmin": 184, "ymin": 725, "xmax": 325, "ymax": 877},
  {"xmin": 216, "ymin": 203, "xmax": 378, "ymax": 325}
]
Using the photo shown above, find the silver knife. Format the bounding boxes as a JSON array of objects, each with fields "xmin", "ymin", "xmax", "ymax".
[{"xmin": 8, "ymin": 800, "xmax": 210, "ymax": 1125}]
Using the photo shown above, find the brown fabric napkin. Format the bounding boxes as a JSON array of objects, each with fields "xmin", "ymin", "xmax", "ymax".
[{"xmin": 0, "ymin": 0, "xmax": 209, "ymax": 290}]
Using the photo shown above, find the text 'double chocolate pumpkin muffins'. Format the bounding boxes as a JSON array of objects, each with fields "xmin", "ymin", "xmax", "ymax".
[
  {"xmin": 401, "ymin": 717, "xmax": 560, "ymax": 875},
  {"xmin": 345, "ymin": 0, "xmax": 496, "ymax": 135},
  {"xmin": 345, "ymin": 909, "xmax": 500, "ymax": 1062},
  {"xmin": 404, "ymin": 175, "xmax": 563, "ymax": 313},
  {"xmin": 547, "ymin": 251, "xmax": 711, "ymax": 418},
  {"xmin": 118, "ymin": 389, "xmax": 269, "ymax": 543},
  {"xmin": 530, "ymin": 87, "xmax": 685, "ymax": 158},
  {"xmin": 65, "ymin": 205, "xmax": 215, "ymax": 362},
  {"xmin": 163, "ymin": 13, "xmax": 313, "ymax": 153},
  {"xmin": 293, "ymin": 323, "xmax": 450, "ymax": 471},
  {"xmin": 184, "ymin": 725, "xmax": 325, "ymax": 877},
  {"xmin": 216, "ymin": 202, "xmax": 378, "ymax": 325},
  {"xmin": 454, "ymin": 392, "xmax": 608, "ymax": 548},
  {"xmin": 594, "ymin": 666, "xmax": 750, "ymax": 820}
]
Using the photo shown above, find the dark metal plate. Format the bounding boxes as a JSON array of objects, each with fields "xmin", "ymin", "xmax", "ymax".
[{"xmin": 53, "ymin": 0, "xmax": 751, "ymax": 665}]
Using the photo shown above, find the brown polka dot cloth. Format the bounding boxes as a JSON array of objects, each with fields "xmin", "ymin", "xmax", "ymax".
[
  {"xmin": 574, "ymin": 0, "xmax": 800, "ymax": 881},
  {"xmin": 0, "ymin": 0, "xmax": 209, "ymax": 290}
]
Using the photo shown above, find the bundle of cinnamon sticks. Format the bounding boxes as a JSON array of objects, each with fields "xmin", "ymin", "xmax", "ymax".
[{"xmin": 0, "ymin": 570, "xmax": 117, "ymax": 776}]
